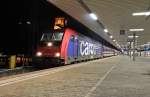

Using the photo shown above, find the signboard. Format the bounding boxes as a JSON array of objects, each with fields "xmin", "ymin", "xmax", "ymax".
[
  {"xmin": 120, "ymin": 30, "xmax": 125, "ymax": 35},
  {"xmin": 54, "ymin": 17, "xmax": 67, "ymax": 30}
]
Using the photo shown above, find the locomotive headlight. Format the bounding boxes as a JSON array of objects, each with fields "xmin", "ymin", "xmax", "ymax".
[
  {"xmin": 47, "ymin": 42, "xmax": 52, "ymax": 47},
  {"xmin": 36, "ymin": 52, "xmax": 42, "ymax": 57},
  {"xmin": 55, "ymin": 52, "xmax": 60, "ymax": 57}
]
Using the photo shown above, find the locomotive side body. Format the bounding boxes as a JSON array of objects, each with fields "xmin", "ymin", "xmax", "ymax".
[
  {"xmin": 62, "ymin": 28, "xmax": 103, "ymax": 64},
  {"xmin": 103, "ymin": 46, "xmax": 116, "ymax": 57},
  {"xmin": 33, "ymin": 28, "xmax": 115, "ymax": 67}
]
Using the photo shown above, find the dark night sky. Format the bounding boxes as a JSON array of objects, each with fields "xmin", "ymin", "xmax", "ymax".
[
  {"xmin": 0, "ymin": 0, "xmax": 63, "ymax": 55},
  {"xmin": 0, "ymin": 0, "xmax": 117, "ymax": 55}
]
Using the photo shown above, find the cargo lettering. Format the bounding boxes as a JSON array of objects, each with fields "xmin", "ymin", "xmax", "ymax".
[{"xmin": 80, "ymin": 41, "xmax": 96, "ymax": 56}]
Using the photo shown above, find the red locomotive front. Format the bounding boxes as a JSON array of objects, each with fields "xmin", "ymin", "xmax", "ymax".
[{"xmin": 33, "ymin": 31, "xmax": 65, "ymax": 67}]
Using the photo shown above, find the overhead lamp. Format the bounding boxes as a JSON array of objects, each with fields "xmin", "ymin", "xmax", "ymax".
[
  {"xmin": 128, "ymin": 35, "xmax": 139, "ymax": 38},
  {"xmin": 110, "ymin": 35, "xmax": 113, "ymax": 39},
  {"xmin": 26, "ymin": 21, "xmax": 31, "ymax": 24},
  {"xmin": 113, "ymin": 39, "xmax": 116, "ymax": 42},
  {"xmin": 104, "ymin": 29, "xmax": 108, "ymax": 33},
  {"xmin": 129, "ymin": 29, "xmax": 144, "ymax": 32},
  {"xmin": 132, "ymin": 11, "xmax": 150, "ymax": 16},
  {"xmin": 89, "ymin": 13, "xmax": 98, "ymax": 20}
]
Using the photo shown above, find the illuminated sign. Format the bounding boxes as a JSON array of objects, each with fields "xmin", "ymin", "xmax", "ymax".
[{"xmin": 54, "ymin": 17, "xmax": 66, "ymax": 30}]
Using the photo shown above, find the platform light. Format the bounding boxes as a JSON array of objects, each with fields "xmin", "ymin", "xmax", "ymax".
[
  {"xmin": 128, "ymin": 35, "xmax": 139, "ymax": 38},
  {"xmin": 89, "ymin": 13, "xmax": 98, "ymax": 20},
  {"xmin": 26, "ymin": 21, "xmax": 31, "ymax": 24},
  {"xmin": 110, "ymin": 35, "xmax": 113, "ymax": 39},
  {"xmin": 129, "ymin": 29, "xmax": 144, "ymax": 32},
  {"xmin": 132, "ymin": 11, "xmax": 150, "ymax": 16},
  {"xmin": 104, "ymin": 29, "xmax": 108, "ymax": 33},
  {"xmin": 113, "ymin": 39, "xmax": 116, "ymax": 42}
]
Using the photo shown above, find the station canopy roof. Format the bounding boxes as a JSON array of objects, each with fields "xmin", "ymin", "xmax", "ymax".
[{"xmin": 48, "ymin": 0, "xmax": 150, "ymax": 48}]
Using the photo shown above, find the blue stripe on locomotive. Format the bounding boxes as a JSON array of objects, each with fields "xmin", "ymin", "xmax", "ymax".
[
  {"xmin": 67, "ymin": 37, "xmax": 74, "ymax": 57},
  {"xmin": 67, "ymin": 35, "xmax": 78, "ymax": 58}
]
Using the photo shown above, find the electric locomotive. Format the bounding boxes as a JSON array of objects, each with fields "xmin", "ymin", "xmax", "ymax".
[
  {"xmin": 33, "ymin": 29, "xmax": 102, "ymax": 66},
  {"xmin": 33, "ymin": 17, "xmax": 115, "ymax": 67}
]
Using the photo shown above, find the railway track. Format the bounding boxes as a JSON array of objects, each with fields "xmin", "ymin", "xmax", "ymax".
[{"xmin": 0, "ymin": 66, "xmax": 37, "ymax": 77}]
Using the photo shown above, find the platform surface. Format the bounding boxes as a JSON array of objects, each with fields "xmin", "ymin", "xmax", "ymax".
[{"xmin": 0, "ymin": 55, "xmax": 150, "ymax": 97}]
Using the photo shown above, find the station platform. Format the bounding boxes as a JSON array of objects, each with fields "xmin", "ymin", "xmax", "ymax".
[{"xmin": 0, "ymin": 55, "xmax": 150, "ymax": 97}]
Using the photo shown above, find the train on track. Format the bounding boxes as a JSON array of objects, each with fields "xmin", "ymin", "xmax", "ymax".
[{"xmin": 32, "ymin": 17, "xmax": 118, "ymax": 67}]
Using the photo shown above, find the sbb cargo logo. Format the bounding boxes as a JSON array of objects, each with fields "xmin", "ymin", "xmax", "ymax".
[{"xmin": 80, "ymin": 41, "xmax": 96, "ymax": 56}]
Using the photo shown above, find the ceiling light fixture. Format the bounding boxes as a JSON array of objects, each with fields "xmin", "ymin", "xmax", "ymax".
[
  {"xmin": 129, "ymin": 29, "xmax": 144, "ymax": 32},
  {"xmin": 110, "ymin": 35, "xmax": 113, "ymax": 39},
  {"xmin": 104, "ymin": 29, "xmax": 108, "ymax": 33},
  {"xmin": 113, "ymin": 39, "xmax": 116, "ymax": 42},
  {"xmin": 89, "ymin": 13, "xmax": 98, "ymax": 20},
  {"xmin": 128, "ymin": 35, "xmax": 139, "ymax": 38},
  {"xmin": 132, "ymin": 11, "xmax": 150, "ymax": 16}
]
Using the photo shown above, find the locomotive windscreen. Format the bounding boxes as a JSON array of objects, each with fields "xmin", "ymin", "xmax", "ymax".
[{"xmin": 41, "ymin": 32, "xmax": 64, "ymax": 41}]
